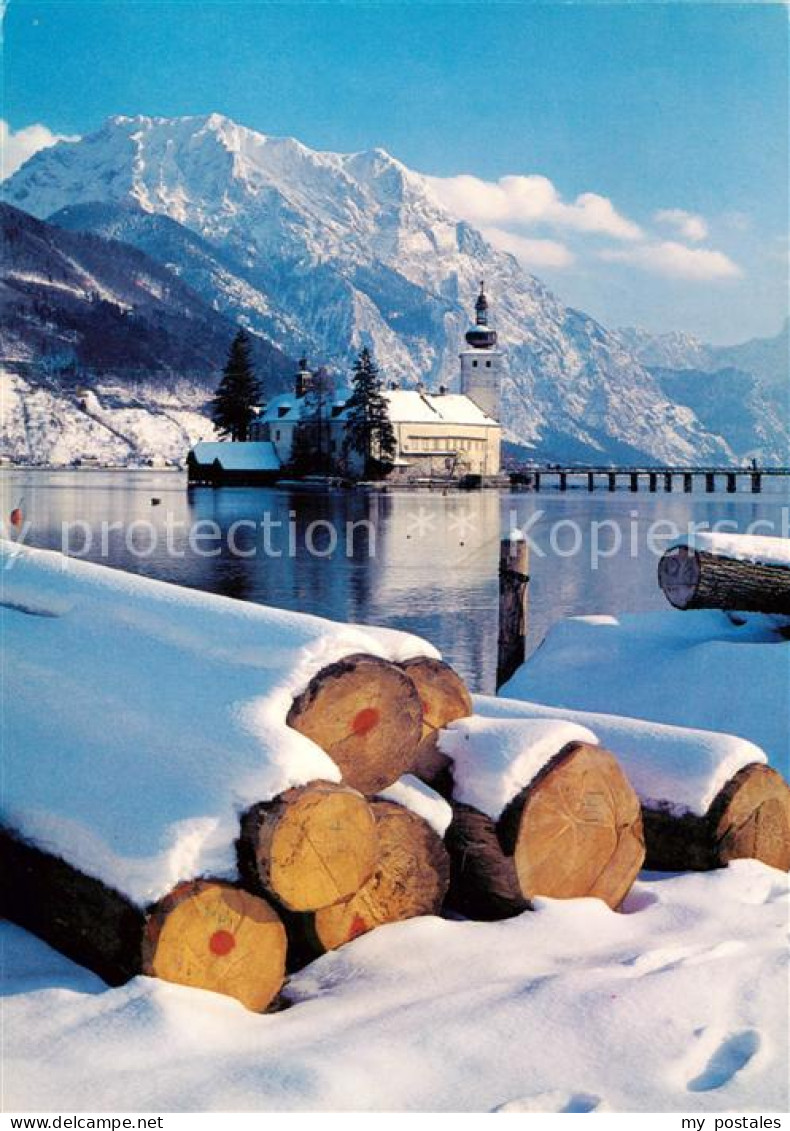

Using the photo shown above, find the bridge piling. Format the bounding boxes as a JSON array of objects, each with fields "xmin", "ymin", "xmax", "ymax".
[
  {"xmin": 706, "ymin": 473, "xmax": 715, "ymax": 493},
  {"xmin": 684, "ymin": 473, "xmax": 693, "ymax": 493}
]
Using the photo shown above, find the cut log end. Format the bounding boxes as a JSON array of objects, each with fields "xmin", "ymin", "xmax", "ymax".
[
  {"xmin": 657, "ymin": 544, "xmax": 701, "ymax": 609},
  {"xmin": 401, "ymin": 657, "xmax": 472, "ymax": 795},
  {"xmin": 239, "ymin": 781, "xmax": 379, "ymax": 912},
  {"xmin": 309, "ymin": 800, "xmax": 450, "ymax": 952},
  {"xmin": 711, "ymin": 763, "xmax": 790, "ymax": 872},
  {"xmin": 658, "ymin": 544, "xmax": 790, "ymax": 614},
  {"xmin": 142, "ymin": 880, "xmax": 286, "ymax": 1013},
  {"xmin": 287, "ymin": 653, "xmax": 423, "ymax": 794},
  {"xmin": 504, "ymin": 742, "xmax": 645, "ymax": 909}
]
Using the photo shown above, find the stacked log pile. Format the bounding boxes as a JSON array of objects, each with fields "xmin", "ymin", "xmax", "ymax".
[{"xmin": 4, "ymin": 645, "xmax": 789, "ymax": 1014}]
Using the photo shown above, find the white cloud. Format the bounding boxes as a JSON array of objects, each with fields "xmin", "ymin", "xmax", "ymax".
[
  {"xmin": 0, "ymin": 120, "xmax": 79, "ymax": 180},
  {"xmin": 654, "ymin": 208, "xmax": 709, "ymax": 242},
  {"xmin": 427, "ymin": 172, "xmax": 643, "ymax": 242},
  {"xmin": 482, "ymin": 226, "xmax": 575, "ymax": 269},
  {"xmin": 599, "ymin": 240, "xmax": 741, "ymax": 281}
]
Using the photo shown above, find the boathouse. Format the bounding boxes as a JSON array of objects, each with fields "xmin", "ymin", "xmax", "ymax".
[{"xmin": 186, "ymin": 440, "xmax": 281, "ymax": 486}]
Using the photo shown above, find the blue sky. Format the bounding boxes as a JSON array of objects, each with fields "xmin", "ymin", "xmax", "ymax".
[{"xmin": 3, "ymin": 0, "xmax": 788, "ymax": 343}]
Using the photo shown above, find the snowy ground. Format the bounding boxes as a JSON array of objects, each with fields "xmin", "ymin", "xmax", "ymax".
[{"xmin": 3, "ymin": 863, "xmax": 787, "ymax": 1112}]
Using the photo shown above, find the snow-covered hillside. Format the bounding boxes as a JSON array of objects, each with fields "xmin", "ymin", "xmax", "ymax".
[
  {"xmin": 1, "ymin": 368, "xmax": 215, "ymax": 465},
  {"xmin": 3, "ymin": 113, "xmax": 749, "ymax": 465}
]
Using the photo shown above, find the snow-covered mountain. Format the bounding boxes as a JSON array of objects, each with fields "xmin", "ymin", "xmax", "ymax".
[
  {"xmin": 2, "ymin": 113, "xmax": 780, "ymax": 464},
  {"xmin": 618, "ymin": 321, "xmax": 788, "ymax": 395},
  {"xmin": 616, "ymin": 322, "xmax": 789, "ymax": 463}
]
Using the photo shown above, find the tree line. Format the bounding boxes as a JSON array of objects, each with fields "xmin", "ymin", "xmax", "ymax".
[{"xmin": 211, "ymin": 329, "xmax": 396, "ymax": 479}]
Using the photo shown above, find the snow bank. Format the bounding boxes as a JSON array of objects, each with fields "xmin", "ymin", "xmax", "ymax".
[
  {"xmin": 474, "ymin": 695, "xmax": 766, "ymax": 817},
  {"xmin": 3, "ymin": 862, "xmax": 787, "ymax": 1112},
  {"xmin": 0, "ymin": 540, "xmax": 437, "ymax": 903},
  {"xmin": 682, "ymin": 531, "xmax": 790, "ymax": 569},
  {"xmin": 437, "ymin": 717, "xmax": 597, "ymax": 819},
  {"xmin": 501, "ymin": 609, "xmax": 789, "ymax": 784}
]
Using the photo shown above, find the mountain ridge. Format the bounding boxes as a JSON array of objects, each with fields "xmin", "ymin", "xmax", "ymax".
[{"xmin": 3, "ymin": 113, "xmax": 786, "ymax": 464}]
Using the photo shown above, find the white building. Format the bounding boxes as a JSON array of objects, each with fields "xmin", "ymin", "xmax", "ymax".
[{"xmin": 248, "ymin": 283, "xmax": 503, "ymax": 479}]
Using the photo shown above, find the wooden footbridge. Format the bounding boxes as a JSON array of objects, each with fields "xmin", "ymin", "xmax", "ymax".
[{"xmin": 511, "ymin": 466, "xmax": 790, "ymax": 494}]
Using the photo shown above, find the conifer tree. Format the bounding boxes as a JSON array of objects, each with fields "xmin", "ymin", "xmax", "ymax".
[
  {"xmin": 342, "ymin": 348, "xmax": 396, "ymax": 478},
  {"xmin": 289, "ymin": 367, "xmax": 335, "ymax": 474},
  {"xmin": 210, "ymin": 329, "xmax": 261, "ymax": 441}
]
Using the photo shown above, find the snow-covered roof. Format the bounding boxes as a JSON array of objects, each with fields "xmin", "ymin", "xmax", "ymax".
[
  {"xmin": 190, "ymin": 441, "xmax": 281, "ymax": 471},
  {"xmin": 382, "ymin": 390, "xmax": 498, "ymax": 426},
  {"xmin": 259, "ymin": 388, "xmax": 499, "ymax": 427}
]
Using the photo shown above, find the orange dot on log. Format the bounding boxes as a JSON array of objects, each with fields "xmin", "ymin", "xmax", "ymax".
[
  {"xmin": 352, "ymin": 706, "xmax": 380, "ymax": 736},
  {"xmin": 209, "ymin": 929, "xmax": 236, "ymax": 957},
  {"xmin": 9, "ymin": 508, "xmax": 22, "ymax": 528},
  {"xmin": 348, "ymin": 914, "xmax": 368, "ymax": 940}
]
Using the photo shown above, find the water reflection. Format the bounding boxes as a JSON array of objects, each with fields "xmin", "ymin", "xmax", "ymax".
[{"xmin": 2, "ymin": 470, "xmax": 788, "ymax": 694}]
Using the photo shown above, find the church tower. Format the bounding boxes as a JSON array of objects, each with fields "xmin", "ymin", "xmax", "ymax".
[{"xmin": 459, "ymin": 281, "xmax": 502, "ymax": 421}]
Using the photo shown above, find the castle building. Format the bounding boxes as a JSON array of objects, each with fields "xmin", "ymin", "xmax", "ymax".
[{"xmin": 192, "ymin": 285, "xmax": 503, "ymax": 483}]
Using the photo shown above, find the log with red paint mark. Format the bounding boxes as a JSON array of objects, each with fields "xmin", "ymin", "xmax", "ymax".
[
  {"xmin": 286, "ymin": 653, "xmax": 424, "ymax": 794},
  {"xmin": 0, "ymin": 827, "xmax": 287, "ymax": 1012}
]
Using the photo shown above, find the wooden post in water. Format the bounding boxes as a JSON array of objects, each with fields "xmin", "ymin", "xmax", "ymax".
[
  {"xmin": 608, "ymin": 472, "xmax": 616, "ymax": 492},
  {"xmin": 559, "ymin": 472, "xmax": 567, "ymax": 492},
  {"xmin": 534, "ymin": 472, "xmax": 541, "ymax": 491},
  {"xmin": 587, "ymin": 472, "xmax": 595, "ymax": 492},
  {"xmin": 727, "ymin": 473, "xmax": 737, "ymax": 494},
  {"xmin": 649, "ymin": 473, "xmax": 657, "ymax": 493},
  {"xmin": 706, "ymin": 473, "xmax": 715, "ymax": 493},
  {"xmin": 497, "ymin": 534, "xmax": 529, "ymax": 691},
  {"xmin": 664, "ymin": 472, "xmax": 673, "ymax": 492},
  {"xmin": 630, "ymin": 472, "xmax": 639, "ymax": 492},
  {"xmin": 684, "ymin": 473, "xmax": 693, "ymax": 493},
  {"xmin": 752, "ymin": 472, "xmax": 762, "ymax": 494}
]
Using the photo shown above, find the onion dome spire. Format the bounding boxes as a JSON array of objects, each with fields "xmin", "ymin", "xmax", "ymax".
[
  {"xmin": 465, "ymin": 281, "xmax": 498, "ymax": 349},
  {"xmin": 475, "ymin": 280, "xmax": 489, "ymax": 325}
]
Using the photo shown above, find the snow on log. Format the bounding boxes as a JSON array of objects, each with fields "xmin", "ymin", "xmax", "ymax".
[
  {"xmin": 237, "ymin": 781, "xmax": 379, "ymax": 911},
  {"xmin": 1, "ymin": 540, "xmax": 435, "ymax": 904},
  {"xmin": 659, "ymin": 537, "xmax": 790, "ymax": 614},
  {"xmin": 476, "ymin": 698, "xmax": 790, "ymax": 873},
  {"xmin": 437, "ymin": 718, "xmax": 645, "ymax": 917},
  {"xmin": 286, "ymin": 654, "xmax": 424, "ymax": 794},
  {"xmin": 291, "ymin": 799, "xmax": 451, "ymax": 959},
  {"xmin": 0, "ymin": 827, "xmax": 286, "ymax": 1012},
  {"xmin": 401, "ymin": 656, "xmax": 473, "ymax": 797}
]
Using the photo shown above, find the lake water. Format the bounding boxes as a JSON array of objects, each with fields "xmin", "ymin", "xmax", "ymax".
[{"xmin": 2, "ymin": 469, "xmax": 788, "ymax": 693}]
